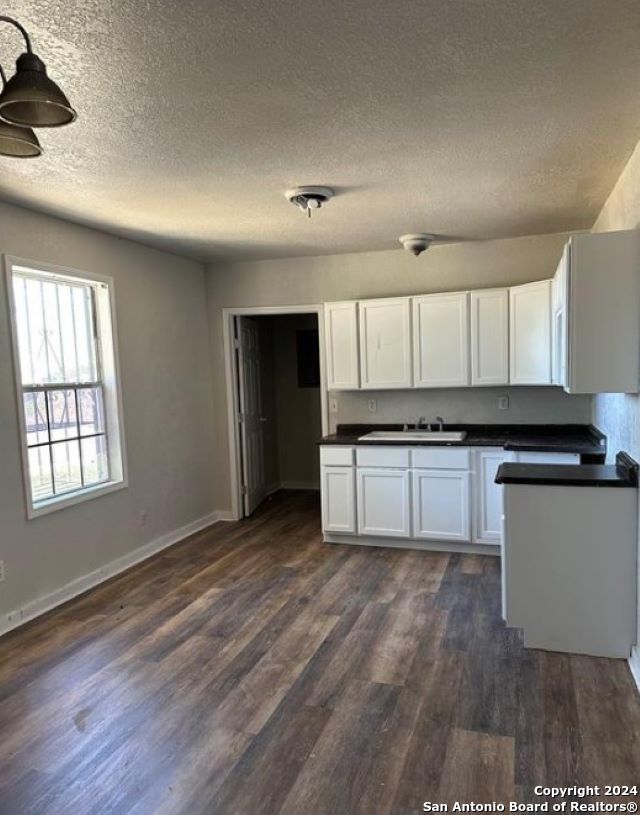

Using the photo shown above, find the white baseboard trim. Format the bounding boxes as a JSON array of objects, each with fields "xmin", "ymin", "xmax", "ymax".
[
  {"xmin": 323, "ymin": 532, "xmax": 500, "ymax": 556},
  {"xmin": 279, "ymin": 480, "xmax": 320, "ymax": 491},
  {"xmin": 216, "ymin": 510, "xmax": 235, "ymax": 522},
  {"xmin": 629, "ymin": 646, "xmax": 640, "ymax": 694},
  {"xmin": 0, "ymin": 509, "xmax": 227, "ymax": 639}
]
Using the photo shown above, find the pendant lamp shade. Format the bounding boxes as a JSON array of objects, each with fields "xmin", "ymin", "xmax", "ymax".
[
  {"xmin": 0, "ymin": 118, "xmax": 42, "ymax": 157},
  {"xmin": 0, "ymin": 52, "xmax": 76, "ymax": 127}
]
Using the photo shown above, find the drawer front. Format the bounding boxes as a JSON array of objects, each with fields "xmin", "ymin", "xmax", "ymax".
[
  {"xmin": 411, "ymin": 447, "xmax": 471, "ymax": 470},
  {"xmin": 513, "ymin": 451, "xmax": 580, "ymax": 465},
  {"xmin": 320, "ymin": 446, "xmax": 355, "ymax": 467},
  {"xmin": 356, "ymin": 446, "xmax": 410, "ymax": 468}
]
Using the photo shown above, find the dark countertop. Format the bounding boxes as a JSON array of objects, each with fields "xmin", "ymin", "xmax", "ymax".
[
  {"xmin": 495, "ymin": 452, "xmax": 638, "ymax": 488},
  {"xmin": 319, "ymin": 423, "xmax": 606, "ymax": 460}
]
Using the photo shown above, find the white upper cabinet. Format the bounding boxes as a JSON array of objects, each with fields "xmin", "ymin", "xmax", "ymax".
[
  {"xmin": 509, "ymin": 280, "xmax": 552, "ymax": 385},
  {"xmin": 413, "ymin": 292, "xmax": 470, "ymax": 387},
  {"xmin": 563, "ymin": 230, "xmax": 640, "ymax": 394},
  {"xmin": 359, "ymin": 297, "xmax": 412, "ymax": 389},
  {"xmin": 551, "ymin": 247, "xmax": 568, "ymax": 388},
  {"xmin": 324, "ymin": 301, "xmax": 359, "ymax": 390},
  {"xmin": 323, "ymin": 230, "xmax": 640, "ymax": 395},
  {"xmin": 470, "ymin": 289, "xmax": 509, "ymax": 386}
]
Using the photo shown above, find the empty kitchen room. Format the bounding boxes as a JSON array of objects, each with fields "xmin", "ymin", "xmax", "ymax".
[{"xmin": 1, "ymin": 1, "xmax": 640, "ymax": 813}]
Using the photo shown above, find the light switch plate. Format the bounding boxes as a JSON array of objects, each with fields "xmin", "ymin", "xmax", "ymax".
[
  {"xmin": 498, "ymin": 396, "xmax": 509, "ymax": 410},
  {"xmin": 329, "ymin": 397, "xmax": 338, "ymax": 413},
  {"xmin": 368, "ymin": 399, "xmax": 377, "ymax": 413}
]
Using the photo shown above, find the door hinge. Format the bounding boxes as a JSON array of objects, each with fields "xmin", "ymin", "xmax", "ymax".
[
  {"xmin": 233, "ymin": 338, "xmax": 241, "ymax": 350},
  {"xmin": 241, "ymin": 485, "xmax": 248, "ymax": 495},
  {"xmin": 237, "ymin": 412, "xmax": 245, "ymax": 423}
]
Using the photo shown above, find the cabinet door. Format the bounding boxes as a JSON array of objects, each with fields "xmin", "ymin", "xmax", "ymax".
[
  {"xmin": 509, "ymin": 280, "xmax": 552, "ymax": 385},
  {"xmin": 357, "ymin": 468, "xmax": 411, "ymax": 538},
  {"xmin": 359, "ymin": 298, "xmax": 412, "ymax": 389},
  {"xmin": 551, "ymin": 246, "xmax": 569, "ymax": 387},
  {"xmin": 470, "ymin": 289, "xmax": 509, "ymax": 385},
  {"xmin": 321, "ymin": 466, "xmax": 356, "ymax": 534},
  {"xmin": 413, "ymin": 292, "xmax": 470, "ymax": 387},
  {"xmin": 324, "ymin": 302, "xmax": 359, "ymax": 390},
  {"xmin": 412, "ymin": 470, "xmax": 470, "ymax": 541},
  {"xmin": 473, "ymin": 450, "xmax": 507, "ymax": 544}
]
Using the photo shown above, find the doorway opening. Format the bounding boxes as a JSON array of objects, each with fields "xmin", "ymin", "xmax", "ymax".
[{"xmin": 224, "ymin": 306, "xmax": 328, "ymax": 520}]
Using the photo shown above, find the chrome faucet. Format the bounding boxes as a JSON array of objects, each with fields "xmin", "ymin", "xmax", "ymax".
[
  {"xmin": 403, "ymin": 417, "xmax": 428, "ymax": 431},
  {"xmin": 435, "ymin": 416, "xmax": 444, "ymax": 432}
]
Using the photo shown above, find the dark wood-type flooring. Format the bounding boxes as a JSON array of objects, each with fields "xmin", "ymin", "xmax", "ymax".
[{"xmin": 1, "ymin": 490, "xmax": 639, "ymax": 814}]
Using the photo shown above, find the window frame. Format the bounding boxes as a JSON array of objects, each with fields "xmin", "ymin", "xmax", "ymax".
[{"xmin": 4, "ymin": 255, "xmax": 128, "ymax": 519}]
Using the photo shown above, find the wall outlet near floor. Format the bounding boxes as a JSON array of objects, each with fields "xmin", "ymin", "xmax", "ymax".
[
  {"xmin": 368, "ymin": 399, "xmax": 377, "ymax": 413},
  {"xmin": 139, "ymin": 510, "xmax": 148, "ymax": 528},
  {"xmin": 0, "ymin": 561, "xmax": 5, "ymax": 583},
  {"xmin": 498, "ymin": 396, "xmax": 509, "ymax": 410}
]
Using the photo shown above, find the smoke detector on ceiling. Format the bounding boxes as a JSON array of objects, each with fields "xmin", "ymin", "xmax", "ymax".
[
  {"xmin": 286, "ymin": 186, "xmax": 334, "ymax": 218},
  {"xmin": 399, "ymin": 233, "xmax": 435, "ymax": 256}
]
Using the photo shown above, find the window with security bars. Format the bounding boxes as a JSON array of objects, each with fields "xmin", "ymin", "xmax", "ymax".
[{"xmin": 7, "ymin": 261, "xmax": 126, "ymax": 514}]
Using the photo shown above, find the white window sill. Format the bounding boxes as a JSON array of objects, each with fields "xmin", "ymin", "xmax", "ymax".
[{"xmin": 28, "ymin": 478, "xmax": 128, "ymax": 520}]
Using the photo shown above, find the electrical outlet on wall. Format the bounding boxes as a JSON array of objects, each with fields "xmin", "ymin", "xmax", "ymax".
[
  {"xmin": 368, "ymin": 399, "xmax": 377, "ymax": 413},
  {"xmin": 0, "ymin": 561, "xmax": 5, "ymax": 583},
  {"xmin": 498, "ymin": 396, "xmax": 509, "ymax": 410},
  {"xmin": 329, "ymin": 396, "xmax": 338, "ymax": 413},
  {"xmin": 139, "ymin": 510, "xmax": 148, "ymax": 528}
]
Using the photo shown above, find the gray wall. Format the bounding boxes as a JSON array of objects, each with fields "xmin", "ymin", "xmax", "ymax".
[
  {"xmin": 206, "ymin": 231, "xmax": 592, "ymax": 512},
  {"xmin": 255, "ymin": 319, "xmax": 280, "ymax": 491},
  {"xmin": 272, "ymin": 315, "xmax": 322, "ymax": 488},
  {"xmin": 0, "ymin": 201, "xmax": 215, "ymax": 619},
  {"xmin": 336, "ymin": 386, "xmax": 590, "ymax": 426}
]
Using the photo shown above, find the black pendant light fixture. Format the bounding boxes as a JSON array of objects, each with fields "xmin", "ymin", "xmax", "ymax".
[
  {"xmin": 0, "ymin": 65, "xmax": 42, "ymax": 157},
  {"xmin": 0, "ymin": 15, "xmax": 76, "ymax": 137}
]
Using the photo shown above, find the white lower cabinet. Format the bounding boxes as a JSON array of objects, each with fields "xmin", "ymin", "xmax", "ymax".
[
  {"xmin": 357, "ymin": 468, "xmax": 411, "ymax": 538},
  {"xmin": 321, "ymin": 444, "xmax": 582, "ymax": 549},
  {"xmin": 321, "ymin": 465, "xmax": 356, "ymax": 534},
  {"xmin": 473, "ymin": 450, "xmax": 508, "ymax": 544},
  {"xmin": 412, "ymin": 469, "xmax": 471, "ymax": 541}
]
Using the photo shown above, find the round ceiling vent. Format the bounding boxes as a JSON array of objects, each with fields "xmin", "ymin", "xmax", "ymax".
[
  {"xmin": 286, "ymin": 186, "xmax": 334, "ymax": 217},
  {"xmin": 399, "ymin": 233, "xmax": 435, "ymax": 256}
]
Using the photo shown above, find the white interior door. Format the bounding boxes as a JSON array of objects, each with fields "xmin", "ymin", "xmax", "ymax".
[{"xmin": 237, "ymin": 316, "xmax": 267, "ymax": 516}]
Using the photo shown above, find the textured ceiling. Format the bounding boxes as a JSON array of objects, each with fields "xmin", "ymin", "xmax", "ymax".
[{"xmin": 1, "ymin": 0, "xmax": 640, "ymax": 260}]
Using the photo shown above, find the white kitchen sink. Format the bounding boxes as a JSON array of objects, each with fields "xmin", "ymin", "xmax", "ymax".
[{"xmin": 357, "ymin": 430, "xmax": 467, "ymax": 442}]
